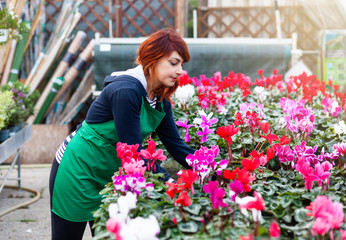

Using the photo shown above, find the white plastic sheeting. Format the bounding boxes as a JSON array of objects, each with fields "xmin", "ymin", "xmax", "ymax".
[{"xmin": 297, "ymin": 0, "xmax": 346, "ymax": 29}]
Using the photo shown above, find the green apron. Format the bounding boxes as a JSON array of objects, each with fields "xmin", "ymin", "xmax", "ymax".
[{"xmin": 52, "ymin": 98, "xmax": 165, "ymax": 222}]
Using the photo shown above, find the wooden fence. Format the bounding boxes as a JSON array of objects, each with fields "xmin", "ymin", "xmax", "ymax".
[
  {"xmin": 197, "ymin": 3, "xmax": 321, "ymax": 73},
  {"xmin": 45, "ymin": 0, "xmax": 185, "ymax": 40}
]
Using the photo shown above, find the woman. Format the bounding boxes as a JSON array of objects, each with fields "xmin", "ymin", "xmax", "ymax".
[{"xmin": 49, "ymin": 28, "xmax": 195, "ymax": 239}]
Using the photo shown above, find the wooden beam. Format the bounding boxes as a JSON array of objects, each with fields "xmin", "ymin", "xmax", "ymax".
[{"xmin": 175, "ymin": 0, "xmax": 186, "ymax": 37}]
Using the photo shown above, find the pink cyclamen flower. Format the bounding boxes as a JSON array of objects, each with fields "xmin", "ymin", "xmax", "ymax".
[
  {"xmin": 123, "ymin": 158, "xmax": 146, "ymax": 176},
  {"xmin": 307, "ymin": 195, "xmax": 345, "ymax": 236},
  {"xmin": 269, "ymin": 221, "xmax": 281, "ymax": 238},
  {"xmin": 340, "ymin": 229, "xmax": 346, "ymax": 240},
  {"xmin": 176, "ymin": 119, "xmax": 194, "ymax": 143},
  {"xmin": 313, "ymin": 162, "xmax": 332, "ymax": 186},
  {"xmin": 140, "ymin": 140, "xmax": 167, "ymax": 170},
  {"xmin": 333, "ymin": 142, "xmax": 346, "ymax": 156},
  {"xmin": 106, "ymin": 218, "xmax": 123, "ymax": 240},
  {"xmin": 239, "ymin": 191, "xmax": 265, "ymax": 211},
  {"xmin": 312, "ymin": 217, "xmax": 331, "ymax": 236},
  {"xmin": 200, "ymin": 114, "xmax": 218, "ymax": 128},
  {"xmin": 203, "ymin": 181, "xmax": 228, "ymax": 209},
  {"xmin": 229, "ymin": 180, "xmax": 244, "ymax": 202},
  {"xmin": 197, "ymin": 126, "xmax": 214, "ymax": 143}
]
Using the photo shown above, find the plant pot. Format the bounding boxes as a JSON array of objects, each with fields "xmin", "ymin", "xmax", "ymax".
[
  {"xmin": 0, "ymin": 129, "xmax": 10, "ymax": 142},
  {"xmin": 9, "ymin": 124, "xmax": 20, "ymax": 137}
]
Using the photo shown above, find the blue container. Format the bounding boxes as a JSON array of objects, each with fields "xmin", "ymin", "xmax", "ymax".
[{"xmin": 0, "ymin": 129, "xmax": 10, "ymax": 142}]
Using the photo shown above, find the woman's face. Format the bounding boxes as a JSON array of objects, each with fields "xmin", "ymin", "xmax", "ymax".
[{"xmin": 152, "ymin": 51, "xmax": 184, "ymax": 89}]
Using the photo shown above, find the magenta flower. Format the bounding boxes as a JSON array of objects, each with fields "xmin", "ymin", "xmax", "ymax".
[
  {"xmin": 229, "ymin": 180, "xmax": 244, "ymax": 202},
  {"xmin": 203, "ymin": 181, "xmax": 228, "ymax": 209},
  {"xmin": 313, "ymin": 162, "xmax": 332, "ymax": 186},
  {"xmin": 176, "ymin": 119, "xmax": 193, "ymax": 143},
  {"xmin": 113, "ymin": 174, "xmax": 150, "ymax": 195},
  {"xmin": 186, "ymin": 145, "xmax": 221, "ymax": 181},
  {"xmin": 274, "ymin": 145, "xmax": 295, "ymax": 163},
  {"xmin": 197, "ymin": 126, "xmax": 214, "ymax": 143},
  {"xmin": 200, "ymin": 114, "xmax": 218, "ymax": 128},
  {"xmin": 216, "ymin": 159, "xmax": 229, "ymax": 175},
  {"xmin": 295, "ymin": 158, "xmax": 319, "ymax": 191}
]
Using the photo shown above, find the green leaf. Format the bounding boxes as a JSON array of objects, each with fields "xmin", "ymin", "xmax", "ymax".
[
  {"xmin": 184, "ymin": 203, "xmax": 202, "ymax": 215},
  {"xmin": 148, "ymin": 191, "xmax": 163, "ymax": 199},
  {"xmin": 178, "ymin": 221, "xmax": 199, "ymax": 233},
  {"xmin": 294, "ymin": 208, "xmax": 313, "ymax": 223},
  {"xmin": 280, "ymin": 195, "xmax": 293, "ymax": 208}
]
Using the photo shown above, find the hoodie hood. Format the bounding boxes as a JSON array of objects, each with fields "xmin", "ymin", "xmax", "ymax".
[{"xmin": 104, "ymin": 65, "xmax": 147, "ymax": 89}]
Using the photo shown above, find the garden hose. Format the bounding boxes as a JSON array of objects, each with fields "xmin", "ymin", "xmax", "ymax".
[{"xmin": 0, "ymin": 185, "xmax": 41, "ymax": 217}]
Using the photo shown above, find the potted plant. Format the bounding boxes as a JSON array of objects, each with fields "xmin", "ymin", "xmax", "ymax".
[
  {"xmin": 0, "ymin": 7, "xmax": 28, "ymax": 45},
  {"xmin": 0, "ymin": 90, "xmax": 14, "ymax": 142},
  {"xmin": 1, "ymin": 82, "xmax": 40, "ymax": 134}
]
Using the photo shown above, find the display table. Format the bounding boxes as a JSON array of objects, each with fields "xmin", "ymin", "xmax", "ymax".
[{"xmin": 0, "ymin": 124, "xmax": 32, "ymax": 193}]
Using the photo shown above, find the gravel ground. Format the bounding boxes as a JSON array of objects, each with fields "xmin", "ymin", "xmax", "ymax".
[{"xmin": 0, "ymin": 164, "xmax": 92, "ymax": 240}]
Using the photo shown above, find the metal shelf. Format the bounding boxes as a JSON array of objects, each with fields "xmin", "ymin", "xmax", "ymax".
[{"xmin": 0, "ymin": 124, "xmax": 32, "ymax": 193}]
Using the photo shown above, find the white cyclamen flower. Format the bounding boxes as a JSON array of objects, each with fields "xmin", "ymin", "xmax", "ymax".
[
  {"xmin": 121, "ymin": 215, "xmax": 160, "ymax": 240},
  {"xmin": 174, "ymin": 84, "xmax": 195, "ymax": 106},
  {"xmin": 334, "ymin": 120, "xmax": 346, "ymax": 136},
  {"xmin": 253, "ymin": 86, "xmax": 269, "ymax": 102},
  {"xmin": 117, "ymin": 191, "xmax": 137, "ymax": 216}
]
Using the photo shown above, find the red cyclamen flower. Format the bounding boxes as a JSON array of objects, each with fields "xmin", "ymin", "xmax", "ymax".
[
  {"xmin": 261, "ymin": 129, "xmax": 279, "ymax": 144},
  {"xmin": 216, "ymin": 124, "xmax": 239, "ymax": 145}
]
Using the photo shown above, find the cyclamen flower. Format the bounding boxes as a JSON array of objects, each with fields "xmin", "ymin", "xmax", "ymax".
[
  {"xmin": 334, "ymin": 120, "xmax": 346, "ymax": 137},
  {"xmin": 321, "ymin": 97, "xmax": 342, "ymax": 117},
  {"xmin": 106, "ymin": 192, "xmax": 138, "ymax": 240},
  {"xmin": 237, "ymin": 191, "xmax": 265, "ymax": 223},
  {"xmin": 193, "ymin": 110, "xmax": 214, "ymax": 126},
  {"xmin": 203, "ymin": 181, "xmax": 228, "ymax": 209},
  {"xmin": 174, "ymin": 84, "xmax": 195, "ymax": 106},
  {"xmin": 261, "ymin": 129, "xmax": 278, "ymax": 144},
  {"xmin": 274, "ymin": 145, "xmax": 295, "ymax": 163},
  {"xmin": 175, "ymin": 191, "xmax": 192, "ymax": 207},
  {"xmin": 166, "ymin": 169, "xmax": 198, "ymax": 207},
  {"xmin": 269, "ymin": 221, "xmax": 281, "ymax": 238},
  {"xmin": 253, "ymin": 86, "xmax": 270, "ymax": 102},
  {"xmin": 224, "ymin": 167, "xmax": 255, "ymax": 192},
  {"xmin": 295, "ymin": 158, "xmax": 319, "ymax": 191},
  {"xmin": 229, "ymin": 180, "xmax": 244, "ymax": 202},
  {"xmin": 306, "ymin": 195, "xmax": 344, "ymax": 236},
  {"xmin": 186, "ymin": 146, "xmax": 221, "ymax": 181},
  {"xmin": 176, "ymin": 169, "xmax": 198, "ymax": 193},
  {"xmin": 234, "ymin": 112, "xmax": 244, "ymax": 126},
  {"xmin": 113, "ymin": 174, "xmax": 152, "ymax": 195},
  {"xmin": 176, "ymin": 118, "xmax": 193, "ymax": 142},
  {"xmin": 123, "ymin": 158, "xmax": 146, "ymax": 176},
  {"xmin": 216, "ymin": 124, "xmax": 239, "ymax": 145},
  {"xmin": 117, "ymin": 142, "xmax": 141, "ymax": 164},
  {"xmin": 140, "ymin": 140, "xmax": 167, "ymax": 170},
  {"xmin": 333, "ymin": 142, "xmax": 346, "ymax": 156},
  {"xmin": 197, "ymin": 126, "xmax": 214, "ymax": 143},
  {"xmin": 241, "ymin": 157, "xmax": 260, "ymax": 172}
]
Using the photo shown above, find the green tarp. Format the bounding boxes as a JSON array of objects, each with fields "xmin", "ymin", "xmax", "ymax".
[{"xmin": 94, "ymin": 38, "xmax": 291, "ymax": 90}]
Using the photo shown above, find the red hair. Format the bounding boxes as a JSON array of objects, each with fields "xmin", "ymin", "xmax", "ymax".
[{"xmin": 136, "ymin": 28, "xmax": 190, "ymax": 101}]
